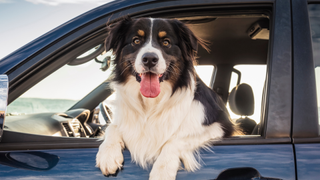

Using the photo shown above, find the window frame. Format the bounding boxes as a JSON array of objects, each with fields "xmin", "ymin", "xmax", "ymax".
[
  {"xmin": 291, "ymin": 0, "xmax": 320, "ymax": 143},
  {"xmin": 0, "ymin": 0, "xmax": 293, "ymax": 151}
]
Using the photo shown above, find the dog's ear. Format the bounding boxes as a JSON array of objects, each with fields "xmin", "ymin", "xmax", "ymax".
[
  {"xmin": 169, "ymin": 20, "xmax": 209, "ymax": 58},
  {"xmin": 104, "ymin": 17, "xmax": 132, "ymax": 54}
]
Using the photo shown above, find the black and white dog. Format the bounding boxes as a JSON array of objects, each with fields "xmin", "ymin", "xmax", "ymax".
[{"xmin": 96, "ymin": 17, "xmax": 235, "ymax": 180}]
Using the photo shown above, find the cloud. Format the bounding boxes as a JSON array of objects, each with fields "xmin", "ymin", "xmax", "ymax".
[
  {"xmin": 25, "ymin": 0, "xmax": 114, "ymax": 6},
  {"xmin": 0, "ymin": 0, "xmax": 13, "ymax": 3}
]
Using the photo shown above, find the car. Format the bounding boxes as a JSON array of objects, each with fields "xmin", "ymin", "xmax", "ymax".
[{"xmin": 0, "ymin": 0, "xmax": 320, "ymax": 179}]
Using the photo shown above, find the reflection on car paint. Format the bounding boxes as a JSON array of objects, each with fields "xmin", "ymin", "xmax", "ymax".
[
  {"xmin": 0, "ymin": 151, "xmax": 59, "ymax": 171},
  {"xmin": 295, "ymin": 144, "xmax": 320, "ymax": 180},
  {"xmin": 0, "ymin": 144, "xmax": 294, "ymax": 180}
]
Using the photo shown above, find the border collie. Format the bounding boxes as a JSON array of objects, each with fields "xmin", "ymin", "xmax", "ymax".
[{"xmin": 96, "ymin": 17, "xmax": 235, "ymax": 180}]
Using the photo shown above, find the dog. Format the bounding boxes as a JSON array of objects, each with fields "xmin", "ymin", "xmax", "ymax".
[{"xmin": 96, "ymin": 17, "xmax": 235, "ymax": 180}]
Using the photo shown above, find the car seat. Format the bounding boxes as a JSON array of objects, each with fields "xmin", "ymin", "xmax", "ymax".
[{"xmin": 228, "ymin": 83, "xmax": 257, "ymax": 135}]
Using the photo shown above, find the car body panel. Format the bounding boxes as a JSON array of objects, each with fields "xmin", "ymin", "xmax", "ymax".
[
  {"xmin": 295, "ymin": 144, "xmax": 320, "ymax": 179},
  {"xmin": 0, "ymin": 145, "xmax": 295, "ymax": 180}
]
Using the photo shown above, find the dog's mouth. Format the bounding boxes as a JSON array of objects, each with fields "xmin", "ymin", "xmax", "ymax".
[{"xmin": 136, "ymin": 72, "xmax": 164, "ymax": 98}]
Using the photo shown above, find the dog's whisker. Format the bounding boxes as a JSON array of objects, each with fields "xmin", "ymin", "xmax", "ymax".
[
  {"xmin": 119, "ymin": 58, "xmax": 134, "ymax": 65},
  {"xmin": 131, "ymin": 68, "xmax": 137, "ymax": 74},
  {"xmin": 166, "ymin": 66, "xmax": 176, "ymax": 75},
  {"xmin": 170, "ymin": 63, "xmax": 182, "ymax": 74},
  {"xmin": 167, "ymin": 64, "xmax": 180, "ymax": 76},
  {"xmin": 120, "ymin": 64, "xmax": 132, "ymax": 75}
]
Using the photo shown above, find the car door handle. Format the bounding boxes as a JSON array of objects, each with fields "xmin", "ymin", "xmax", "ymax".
[
  {"xmin": 0, "ymin": 151, "xmax": 60, "ymax": 171},
  {"xmin": 214, "ymin": 167, "xmax": 282, "ymax": 180}
]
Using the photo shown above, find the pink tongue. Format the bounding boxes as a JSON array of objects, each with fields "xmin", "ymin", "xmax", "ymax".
[{"xmin": 140, "ymin": 73, "xmax": 161, "ymax": 98}]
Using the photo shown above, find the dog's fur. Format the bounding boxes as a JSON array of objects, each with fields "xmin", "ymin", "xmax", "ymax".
[{"xmin": 96, "ymin": 17, "xmax": 235, "ymax": 180}]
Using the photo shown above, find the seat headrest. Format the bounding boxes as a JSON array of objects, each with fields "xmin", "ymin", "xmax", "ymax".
[{"xmin": 228, "ymin": 83, "xmax": 254, "ymax": 116}]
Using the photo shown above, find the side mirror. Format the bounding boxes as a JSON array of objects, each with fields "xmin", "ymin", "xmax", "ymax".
[{"xmin": 0, "ymin": 75, "xmax": 8, "ymax": 142}]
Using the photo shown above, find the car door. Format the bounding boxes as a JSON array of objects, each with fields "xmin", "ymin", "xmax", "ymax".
[
  {"xmin": 293, "ymin": 0, "xmax": 320, "ymax": 179},
  {"xmin": 0, "ymin": 0, "xmax": 295, "ymax": 179}
]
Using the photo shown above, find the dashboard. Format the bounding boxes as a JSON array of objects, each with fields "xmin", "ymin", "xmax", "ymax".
[{"xmin": 4, "ymin": 109, "xmax": 96, "ymax": 138}]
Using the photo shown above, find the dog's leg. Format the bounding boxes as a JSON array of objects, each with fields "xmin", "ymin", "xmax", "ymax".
[
  {"xmin": 149, "ymin": 141, "xmax": 181, "ymax": 180},
  {"xmin": 149, "ymin": 123, "xmax": 224, "ymax": 180},
  {"xmin": 96, "ymin": 124, "xmax": 124, "ymax": 176}
]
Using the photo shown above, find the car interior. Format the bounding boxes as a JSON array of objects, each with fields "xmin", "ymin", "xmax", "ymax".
[{"xmin": 3, "ymin": 8, "xmax": 270, "ymax": 140}]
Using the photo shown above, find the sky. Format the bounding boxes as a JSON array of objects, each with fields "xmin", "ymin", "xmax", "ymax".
[{"xmin": 0, "ymin": 0, "xmax": 114, "ymax": 59}]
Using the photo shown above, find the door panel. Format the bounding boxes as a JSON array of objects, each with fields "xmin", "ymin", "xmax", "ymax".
[
  {"xmin": 0, "ymin": 145, "xmax": 295, "ymax": 180},
  {"xmin": 177, "ymin": 145, "xmax": 295, "ymax": 180},
  {"xmin": 295, "ymin": 144, "xmax": 320, "ymax": 180}
]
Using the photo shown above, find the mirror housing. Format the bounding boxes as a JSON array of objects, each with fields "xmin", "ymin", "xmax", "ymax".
[{"xmin": 0, "ymin": 75, "xmax": 8, "ymax": 142}]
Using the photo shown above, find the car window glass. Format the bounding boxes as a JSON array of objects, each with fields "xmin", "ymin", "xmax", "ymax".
[
  {"xmin": 227, "ymin": 65, "xmax": 267, "ymax": 124},
  {"xmin": 7, "ymin": 51, "xmax": 113, "ymax": 115},
  {"xmin": 194, "ymin": 65, "xmax": 215, "ymax": 86},
  {"xmin": 229, "ymin": 71, "xmax": 239, "ymax": 92},
  {"xmin": 309, "ymin": 4, "xmax": 320, "ymax": 127}
]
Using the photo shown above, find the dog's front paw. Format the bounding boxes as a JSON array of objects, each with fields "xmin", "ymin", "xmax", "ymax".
[{"xmin": 96, "ymin": 142, "xmax": 124, "ymax": 176}]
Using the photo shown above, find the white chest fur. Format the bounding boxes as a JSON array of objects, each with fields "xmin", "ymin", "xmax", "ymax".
[{"xmin": 107, "ymin": 76, "xmax": 223, "ymax": 170}]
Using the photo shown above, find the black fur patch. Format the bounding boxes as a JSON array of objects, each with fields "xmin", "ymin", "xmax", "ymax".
[
  {"xmin": 194, "ymin": 76, "xmax": 234, "ymax": 137},
  {"xmin": 104, "ymin": 17, "xmax": 136, "ymax": 84},
  {"xmin": 167, "ymin": 20, "xmax": 198, "ymax": 94}
]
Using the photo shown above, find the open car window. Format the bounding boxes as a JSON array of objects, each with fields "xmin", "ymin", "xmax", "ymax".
[
  {"xmin": 227, "ymin": 65, "xmax": 267, "ymax": 124},
  {"xmin": 194, "ymin": 65, "xmax": 215, "ymax": 87},
  {"xmin": 2, "ymin": 6, "xmax": 276, "ymax": 143},
  {"xmin": 7, "ymin": 49, "xmax": 113, "ymax": 115}
]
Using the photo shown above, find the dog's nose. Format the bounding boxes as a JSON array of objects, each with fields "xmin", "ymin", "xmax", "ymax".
[{"xmin": 142, "ymin": 53, "xmax": 159, "ymax": 68}]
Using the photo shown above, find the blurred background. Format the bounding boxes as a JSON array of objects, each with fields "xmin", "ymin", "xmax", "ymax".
[{"xmin": 0, "ymin": 0, "xmax": 114, "ymax": 59}]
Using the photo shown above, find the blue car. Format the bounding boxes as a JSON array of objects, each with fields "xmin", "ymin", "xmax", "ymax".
[{"xmin": 0, "ymin": 0, "xmax": 320, "ymax": 179}]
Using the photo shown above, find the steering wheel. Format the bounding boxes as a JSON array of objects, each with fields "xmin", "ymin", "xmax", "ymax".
[
  {"xmin": 98, "ymin": 102, "xmax": 113, "ymax": 124},
  {"xmin": 86, "ymin": 102, "xmax": 113, "ymax": 137}
]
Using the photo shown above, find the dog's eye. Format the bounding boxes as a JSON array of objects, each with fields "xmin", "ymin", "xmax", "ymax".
[
  {"xmin": 133, "ymin": 38, "xmax": 140, "ymax": 45},
  {"xmin": 163, "ymin": 40, "xmax": 170, "ymax": 47}
]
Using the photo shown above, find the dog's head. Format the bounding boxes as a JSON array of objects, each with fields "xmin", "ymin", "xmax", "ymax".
[{"xmin": 105, "ymin": 17, "xmax": 206, "ymax": 98}]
